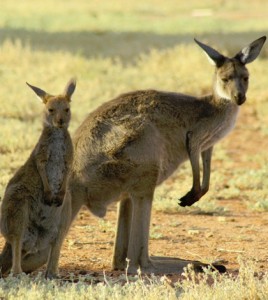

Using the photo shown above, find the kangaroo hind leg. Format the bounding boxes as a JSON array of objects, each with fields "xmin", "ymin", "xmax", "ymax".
[{"xmin": 112, "ymin": 193, "xmax": 133, "ymax": 270}]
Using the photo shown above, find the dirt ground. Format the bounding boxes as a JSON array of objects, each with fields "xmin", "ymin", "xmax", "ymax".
[
  {"xmin": 1, "ymin": 106, "xmax": 268, "ymax": 283},
  {"xmin": 56, "ymin": 201, "xmax": 268, "ymax": 282}
]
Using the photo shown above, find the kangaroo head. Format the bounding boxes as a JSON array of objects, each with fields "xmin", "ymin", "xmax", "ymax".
[
  {"xmin": 27, "ymin": 78, "xmax": 76, "ymax": 128},
  {"xmin": 195, "ymin": 36, "xmax": 266, "ymax": 105}
]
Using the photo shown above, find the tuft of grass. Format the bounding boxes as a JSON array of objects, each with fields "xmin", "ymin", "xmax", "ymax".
[
  {"xmin": 178, "ymin": 258, "xmax": 268, "ymax": 300},
  {"xmin": 150, "ymin": 225, "xmax": 165, "ymax": 240},
  {"xmin": 246, "ymin": 196, "xmax": 268, "ymax": 212},
  {"xmin": 97, "ymin": 219, "xmax": 116, "ymax": 234},
  {"xmin": 0, "ymin": 260, "xmax": 268, "ymax": 299}
]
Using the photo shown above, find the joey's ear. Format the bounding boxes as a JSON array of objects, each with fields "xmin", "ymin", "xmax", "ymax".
[
  {"xmin": 194, "ymin": 38, "xmax": 226, "ymax": 67},
  {"xmin": 234, "ymin": 36, "xmax": 266, "ymax": 64},
  {"xmin": 64, "ymin": 78, "xmax": 76, "ymax": 101},
  {"xmin": 26, "ymin": 82, "xmax": 49, "ymax": 103}
]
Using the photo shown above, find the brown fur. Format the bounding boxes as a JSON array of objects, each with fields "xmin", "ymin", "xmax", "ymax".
[
  {"xmin": 0, "ymin": 37, "xmax": 265, "ymax": 276},
  {"xmin": 0, "ymin": 79, "xmax": 75, "ymax": 277}
]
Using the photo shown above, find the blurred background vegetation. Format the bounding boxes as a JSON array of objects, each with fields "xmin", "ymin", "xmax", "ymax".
[{"xmin": 0, "ymin": 0, "xmax": 267, "ymax": 213}]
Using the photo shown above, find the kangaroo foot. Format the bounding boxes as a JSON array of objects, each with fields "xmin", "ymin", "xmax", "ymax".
[
  {"xmin": 126, "ymin": 257, "xmax": 226, "ymax": 275},
  {"xmin": 150, "ymin": 256, "xmax": 226, "ymax": 273},
  {"xmin": 45, "ymin": 270, "xmax": 59, "ymax": 280}
]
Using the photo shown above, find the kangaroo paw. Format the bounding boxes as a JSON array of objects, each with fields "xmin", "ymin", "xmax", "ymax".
[
  {"xmin": 43, "ymin": 191, "xmax": 54, "ymax": 206},
  {"xmin": 179, "ymin": 190, "xmax": 202, "ymax": 207}
]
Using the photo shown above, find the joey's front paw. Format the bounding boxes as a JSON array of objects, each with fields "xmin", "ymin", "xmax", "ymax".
[
  {"xmin": 179, "ymin": 189, "xmax": 202, "ymax": 207},
  {"xmin": 43, "ymin": 190, "xmax": 54, "ymax": 206},
  {"xmin": 52, "ymin": 191, "xmax": 65, "ymax": 207}
]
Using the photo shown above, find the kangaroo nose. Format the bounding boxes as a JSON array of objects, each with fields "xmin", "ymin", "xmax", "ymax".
[
  {"xmin": 234, "ymin": 93, "xmax": 246, "ymax": 105},
  {"xmin": 58, "ymin": 118, "xmax": 64, "ymax": 126}
]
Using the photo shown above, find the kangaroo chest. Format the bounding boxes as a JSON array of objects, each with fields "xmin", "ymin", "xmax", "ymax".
[
  {"xmin": 46, "ymin": 130, "xmax": 66, "ymax": 194},
  {"xmin": 200, "ymin": 105, "xmax": 239, "ymax": 150}
]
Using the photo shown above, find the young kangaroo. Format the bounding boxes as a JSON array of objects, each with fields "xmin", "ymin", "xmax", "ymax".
[
  {"xmin": 0, "ymin": 79, "xmax": 75, "ymax": 276},
  {"xmin": 0, "ymin": 37, "xmax": 266, "ymax": 277}
]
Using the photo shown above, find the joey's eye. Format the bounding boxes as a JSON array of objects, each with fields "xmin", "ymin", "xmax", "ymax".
[
  {"xmin": 222, "ymin": 78, "xmax": 229, "ymax": 83},
  {"xmin": 243, "ymin": 76, "xmax": 249, "ymax": 82},
  {"xmin": 48, "ymin": 108, "xmax": 54, "ymax": 113},
  {"xmin": 65, "ymin": 108, "xmax": 70, "ymax": 113}
]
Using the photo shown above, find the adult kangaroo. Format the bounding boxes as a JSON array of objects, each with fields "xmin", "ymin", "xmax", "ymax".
[
  {"xmin": 70, "ymin": 36, "xmax": 265, "ymax": 274},
  {"xmin": 0, "ymin": 36, "xmax": 266, "ymax": 276}
]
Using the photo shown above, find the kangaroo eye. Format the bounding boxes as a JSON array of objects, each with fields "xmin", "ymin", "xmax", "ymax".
[
  {"xmin": 65, "ymin": 108, "xmax": 70, "ymax": 113},
  {"xmin": 48, "ymin": 108, "xmax": 54, "ymax": 113},
  {"xmin": 222, "ymin": 78, "xmax": 229, "ymax": 83},
  {"xmin": 243, "ymin": 76, "xmax": 249, "ymax": 82}
]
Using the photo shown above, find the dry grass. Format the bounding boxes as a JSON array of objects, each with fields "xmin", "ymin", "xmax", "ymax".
[{"xmin": 1, "ymin": 260, "xmax": 268, "ymax": 299}]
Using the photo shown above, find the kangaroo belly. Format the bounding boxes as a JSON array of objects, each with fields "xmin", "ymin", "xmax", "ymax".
[{"xmin": 23, "ymin": 204, "xmax": 62, "ymax": 254}]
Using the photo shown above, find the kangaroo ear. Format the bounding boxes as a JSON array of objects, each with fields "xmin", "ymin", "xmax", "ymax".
[
  {"xmin": 194, "ymin": 38, "xmax": 226, "ymax": 67},
  {"xmin": 234, "ymin": 36, "xmax": 266, "ymax": 64},
  {"xmin": 26, "ymin": 82, "xmax": 49, "ymax": 103},
  {"xmin": 64, "ymin": 78, "xmax": 76, "ymax": 101}
]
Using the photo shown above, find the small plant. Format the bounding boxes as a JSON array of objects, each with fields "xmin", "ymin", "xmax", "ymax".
[
  {"xmin": 97, "ymin": 219, "xmax": 115, "ymax": 234},
  {"xmin": 246, "ymin": 197, "xmax": 268, "ymax": 212},
  {"xmin": 150, "ymin": 226, "xmax": 165, "ymax": 240}
]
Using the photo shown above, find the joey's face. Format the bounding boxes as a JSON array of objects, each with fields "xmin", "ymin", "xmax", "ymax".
[
  {"xmin": 44, "ymin": 96, "xmax": 71, "ymax": 128},
  {"xmin": 214, "ymin": 59, "xmax": 249, "ymax": 105}
]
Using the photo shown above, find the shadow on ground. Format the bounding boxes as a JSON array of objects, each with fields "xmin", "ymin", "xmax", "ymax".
[{"xmin": 0, "ymin": 28, "xmax": 267, "ymax": 63}]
